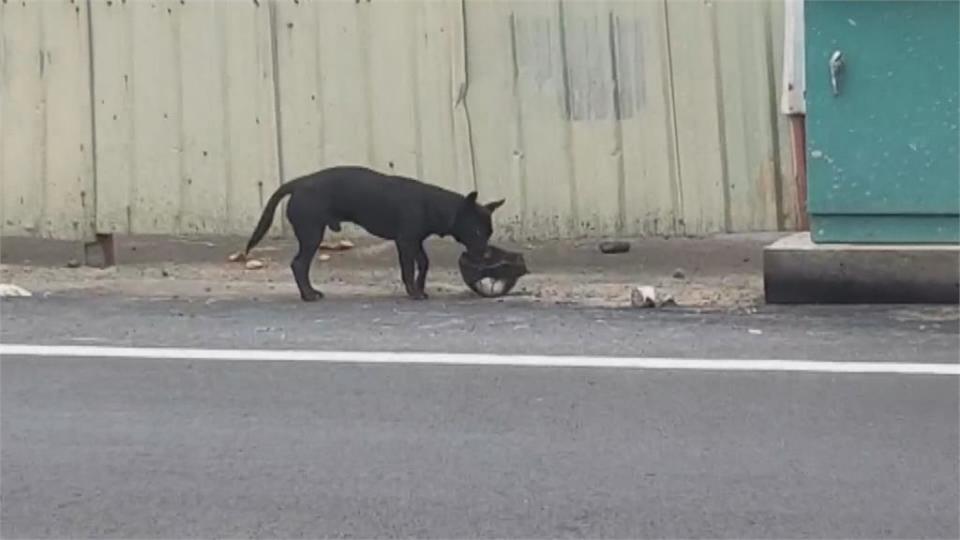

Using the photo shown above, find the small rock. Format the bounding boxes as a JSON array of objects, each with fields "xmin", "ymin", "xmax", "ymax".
[
  {"xmin": 630, "ymin": 286, "xmax": 657, "ymax": 308},
  {"xmin": 161, "ymin": 268, "xmax": 170, "ymax": 278},
  {"xmin": 599, "ymin": 241, "xmax": 630, "ymax": 254},
  {"xmin": 672, "ymin": 268, "xmax": 686, "ymax": 280},
  {"xmin": 228, "ymin": 251, "xmax": 246, "ymax": 262},
  {"xmin": 318, "ymin": 253, "xmax": 331, "ymax": 262},
  {"xmin": 338, "ymin": 239, "xmax": 355, "ymax": 249},
  {"xmin": 66, "ymin": 259, "xmax": 81, "ymax": 268},
  {"xmin": 748, "ymin": 328, "xmax": 763, "ymax": 335},
  {"xmin": 245, "ymin": 259, "xmax": 265, "ymax": 270}
]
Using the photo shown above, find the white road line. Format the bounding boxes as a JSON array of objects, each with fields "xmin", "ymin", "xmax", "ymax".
[{"xmin": 1, "ymin": 344, "xmax": 958, "ymax": 375}]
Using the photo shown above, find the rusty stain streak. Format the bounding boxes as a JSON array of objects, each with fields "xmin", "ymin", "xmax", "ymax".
[{"xmin": 512, "ymin": 11, "xmax": 645, "ymax": 122}]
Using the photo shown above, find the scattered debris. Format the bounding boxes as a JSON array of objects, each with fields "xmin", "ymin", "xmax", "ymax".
[
  {"xmin": 0, "ymin": 284, "xmax": 32, "ymax": 297},
  {"xmin": 319, "ymin": 239, "xmax": 356, "ymax": 251},
  {"xmin": 658, "ymin": 294, "xmax": 677, "ymax": 307},
  {"xmin": 630, "ymin": 286, "xmax": 657, "ymax": 308},
  {"xmin": 244, "ymin": 259, "xmax": 265, "ymax": 270},
  {"xmin": 599, "ymin": 241, "xmax": 630, "ymax": 254},
  {"xmin": 228, "ymin": 251, "xmax": 246, "ymax": 262},
  {"xmin": 630, "ymin": 286, "xmax": 677, "ymax": 308},
  {"xmin": 318, "ymin": 253, "xmax": 331, "ymax": 262},
  {"xmin": 66, "ymin": 259, "xmax": 81, "ymax": 268},
  {"xmin": 748, "ymin": 328, "xmax": 763, "ymax": 335},
  {"xmin": 672, "ymin": 268, "xmax": 686, "ymax": 280}
]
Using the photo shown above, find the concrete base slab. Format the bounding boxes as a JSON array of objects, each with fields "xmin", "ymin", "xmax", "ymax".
[{"xmin": 764, "ymin": 233, "xmax": 959, "ymax": 304}]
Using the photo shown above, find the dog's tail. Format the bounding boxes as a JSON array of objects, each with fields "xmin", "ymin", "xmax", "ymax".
[{"xmin": 244, "ymin": 179, "xmax": 301, "ymax": 256}]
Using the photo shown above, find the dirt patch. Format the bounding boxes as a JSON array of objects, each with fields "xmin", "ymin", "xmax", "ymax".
[
  {"xmin": 0, "ymin": 234, "xmax": 773, "ymax": 309},
  {"xmin": 0, "ymin": 261, "xmax": 761, "ymax": 310}
]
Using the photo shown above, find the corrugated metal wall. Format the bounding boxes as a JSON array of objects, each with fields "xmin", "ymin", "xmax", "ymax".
[
  {"xmin": 1, "ymin": 0, "xmax": 96, "ymax": 240},
  {"xmin": 1, "ymin": 0, "xmax": 797, "ymax": 241}
]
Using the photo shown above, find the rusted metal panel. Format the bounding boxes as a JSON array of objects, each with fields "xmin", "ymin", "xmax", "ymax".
[
  {"xmin": 0, "ymin": 0, "xmax": 95, "ymax": 240},
  {"xmin": 2, "ymin": 0, "xmax": 794, "ymax": 241},
  {"xmin": 770, "ymin": 0, "xmax": 801, "ymax": 230}
]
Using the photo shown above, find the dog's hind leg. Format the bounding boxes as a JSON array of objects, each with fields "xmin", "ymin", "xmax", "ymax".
[
  {"xmin": 287, "ymin": 199, "xmax": 327, "ymax": 301},
  {"xmin": 290, "ymin": 223, "xmax": 325, "ymax": 301}
]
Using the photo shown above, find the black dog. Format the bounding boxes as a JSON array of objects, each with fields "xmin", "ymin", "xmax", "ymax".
[{"xmin": 243, "ymin": 166, "xmax": 504, "ymax": 301}]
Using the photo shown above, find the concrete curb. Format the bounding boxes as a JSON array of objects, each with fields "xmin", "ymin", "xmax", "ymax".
[{"xmin": 764, "ymin": 233, "xmax": 960, "ymax": 304}]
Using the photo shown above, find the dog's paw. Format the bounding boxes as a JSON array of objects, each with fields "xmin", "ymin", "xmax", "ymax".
[{"xmin": 300, "ymin": 290, "xmax": 324, "ymax": 302}]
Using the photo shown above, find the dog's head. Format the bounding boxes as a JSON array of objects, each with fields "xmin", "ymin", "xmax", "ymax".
[{"xmin": 452, "ymin": 192, "xmax": 505, "ymax": 259}]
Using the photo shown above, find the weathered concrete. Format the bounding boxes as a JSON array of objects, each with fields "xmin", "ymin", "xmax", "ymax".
[{"xmin": 764, "ymin": 233, "xmax": 960, "ymax": 304}]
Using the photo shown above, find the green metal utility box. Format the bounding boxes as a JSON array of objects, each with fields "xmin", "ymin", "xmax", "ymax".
[{"xmin": 805, "ymin": 0, "xmax": 960, "ymax": 243}]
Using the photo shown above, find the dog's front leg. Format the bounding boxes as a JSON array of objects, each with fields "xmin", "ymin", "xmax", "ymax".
[
  {"xmin": 415, "ymin": 244, "xmax": 430, "ymax": 298},
  {"xmin": 396, "ymin": 241, "xmax": 426, "ymax": 300}
]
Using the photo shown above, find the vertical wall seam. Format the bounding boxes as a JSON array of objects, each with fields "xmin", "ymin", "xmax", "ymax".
[
  {"xmin": 708, "ymin": 3, "xmax": 732, "ymax": 232},
  {"xmin": 125, "ymin": 3, "xmax": 136, "ymax": 234},
  {"xmin": 762, "ymin": 0, "xmax": 786, "ymax": 230},
  {"xmin": 37, "ymin": 6, "xmax": 48, "ymax": 236},
  {"xmin": 661, "ymin": 0, "xmax": 684, "ymax": 234},
  {"xmin": 267, "ymin": 0, "xmax": 286, "ymax": 235},
  {"xmin": 0, "ymin": 10, "xmax": 5, "ymax": 228},
  {"xmin": 84, "ymin": 0, "xmax": 99, "ymax": 240},
  {"xmin": 508, "ymin": 11, "xmax": 528, "ymax": 232},
  {"xmin": 557, "ymin": 0, "xmax": 579, "ymax": 234},
  {"xmin": 608, "ymin": 10, "xmax": 627, "ymax": 234},
  {"xmin": 172, "ymin": 2, "xmax": 185, "ymax": 234},
  {"xmin": 410, "ymin": 2, "xmax": 424, "ymax": 181},
  {"xmin": 358, "ymin": 3, "xmax": 375, "ymax": 166},
  {"xmin": 217, "ymin": 2, "xmax": 233, "ymax": 232},
  {"xmin": 312, "ymin": 2, "xmax": 325, "ymax": 168},
  {"xmin": 456, "ymin": 0, "xmax": 478, "ymax": 192}
]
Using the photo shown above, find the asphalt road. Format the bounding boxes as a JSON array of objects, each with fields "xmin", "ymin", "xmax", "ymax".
[{"xmin": 2, "ymin": 295, "xmax": 958, "ymax": 539}]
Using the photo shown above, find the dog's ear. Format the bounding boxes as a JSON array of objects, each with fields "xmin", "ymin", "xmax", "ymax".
[
  {"xmin": 452, "ymin": 191, "xmax": 480, "ymax": 228},
  {"xmin": 484, "ymin": 199, "xmax": 505, "ymax": 213}
]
